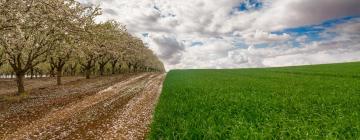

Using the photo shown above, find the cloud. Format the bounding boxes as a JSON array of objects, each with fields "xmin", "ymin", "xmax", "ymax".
[
  {"xmin": 103, "ymin": 8, "xmax": 117, "ymax": 16},
  {"xmin": 169, "ymin": 41, "xmax": 360, "ymax": 69},
  {"xmin": 79, "ymin": 0, "xmax": 360, "ymax": 70},
  {"xmin": 239, "ymin": 30, "xmax": 291, "ymax": 45},
  {"xmin": 252, "ymin": 0, "xmax": 360, "ymax": 31},
  {"xmin": 148, "ymin": 34, "xmax": 185, "ymax": 68},
  {"xmin": 295, "ymin": 35, "xmax": 308, "ymax": 43},
  {"xmin": 325, "ymin": 18, "xmax": 360, "ymax": 41}
]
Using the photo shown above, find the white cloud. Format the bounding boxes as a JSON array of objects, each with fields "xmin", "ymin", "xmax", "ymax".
[
  {"xmin": 169, "ymin": 41, "xmax": 360, "ymax": 69},
  {"xmin": 148, "ymin": 34, "xmax": 185, "ymax": 67},
  {"xmin": 325, "ymin": 18, "xmax": 360, "ymax": 42},
  {"xmin": 80, "ymin": 0, "xmax": 360, "ymax": 70},
  {"xmin": 295, "ymin": 35, "xmax": 308, "ymax": 43},
  {"xmin": 240, "ymin": 30, "xmax": 291, "ymax": 45},
  {"xmin": 252, "ymin": 0, "xmax": 360, "ymax": 31}
]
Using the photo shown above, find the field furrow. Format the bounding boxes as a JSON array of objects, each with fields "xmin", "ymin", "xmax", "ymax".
[{"xmin": 1, "ymin": 73, "xmax": 165, "ymax": 140}]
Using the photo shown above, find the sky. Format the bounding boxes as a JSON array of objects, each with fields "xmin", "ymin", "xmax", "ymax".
[{"xmin": 80, "ymin": 0, "xmax": 360, "ymax": 70}]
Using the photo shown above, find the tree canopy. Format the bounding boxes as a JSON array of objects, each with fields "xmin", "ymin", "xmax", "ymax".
[{"xmin": 0, "ymin": 0, "xmax": 164, "ymax": 95}]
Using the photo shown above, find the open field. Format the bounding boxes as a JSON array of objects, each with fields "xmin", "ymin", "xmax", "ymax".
[
  {"xmin": 0, "ymin": 73, "xmax": 165, "ymax": 139},
  {"xmin": 149, "ymin": 62, "xmax": 360, "ymax": 139}
]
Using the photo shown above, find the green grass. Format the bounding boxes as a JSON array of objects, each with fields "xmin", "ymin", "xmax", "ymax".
[{"xmin": 149, "ymin": 62, "xmax": 360, "ymax": 139}]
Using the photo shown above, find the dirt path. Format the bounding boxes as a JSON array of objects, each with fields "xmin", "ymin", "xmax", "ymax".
[
  {"xmin": 1, "ymin": 73, "xmax": 165, "ymax": 140},
  {"xmin": 0, "ymin": 74, "xmax": 138, "ymax": 138},
  {"xmin": 103, "ymin": 74, "xmax": 164, "ymax": 140}
]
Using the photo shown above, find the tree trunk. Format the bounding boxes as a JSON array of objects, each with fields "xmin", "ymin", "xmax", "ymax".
[
  {"xmin": 110, "ymin": 60, "xmax": 118, "ymax": 75},
  {"xmin": 118, "ymin": 64, "xmax": 122, "ymax": 74},
  {"xmin": 128, "ymin": 64, "xmax": 132, "ymax": 73},
  {"xmin": 71, "ymin": 69, "xmax": 75, "ymax": 76},
  {"xmin": 56, "ymin": 68, "xmax": 62, "ymax": 85},
  {"xmin": 81, "ymin": 58, "xmax": 95, "ymax": 79},
  {"xmin": 50, "ymin": 67, "xmax": 55, "ymax": 77},
  {"xmin": 70, "ymin": 63, "xmax": 77, "ymax": 76},
  {"xmin": 85, "ymin": 69, "xmax": 91, "ymax": 79},
  {"xmin": 111, "ymin": 63, "xmax": 116, "ymax": 75},
  {"xmin": 55, "ymin": 59, "xmax": 66, "ymax": 85},
  {"xmin": 34, "ymin": 70, "xmax": 38, "ymax": 78},
  {"xmin": 30, "ymin": 67, "xmax": 34, "ymax": 79},
  {"xmin": 16, "ymin": 72, "xmax": 25, "ymax": 95},
  {"xmin": 70, "ymin": 67, "xmax": 75, "ymax": 76},
  {"xmin": 99, "ymin": 64, "xmax": 105, "ymax": 76},
  {"xmin": 133, "ymin": 65, "xmax": 138, "ymax": 73}
]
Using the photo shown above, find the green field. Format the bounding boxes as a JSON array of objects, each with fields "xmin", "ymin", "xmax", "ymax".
[{"xmin": 149, "ymin": 62, "xmax": 360, "ymax": 139}]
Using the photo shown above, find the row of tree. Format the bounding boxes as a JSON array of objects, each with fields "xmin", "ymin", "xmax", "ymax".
[{"xmin": 0, "ymin": 0, "xmax": 165, "ymax": 95}]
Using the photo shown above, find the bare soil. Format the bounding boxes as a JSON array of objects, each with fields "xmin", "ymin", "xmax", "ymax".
[
  {"xmin": 0, "ymin": 77, "xmax": 83, "ymax": 95},
  {"xmin": 0, "ymin": 73, "xmax": 165, "ymax": 140}
]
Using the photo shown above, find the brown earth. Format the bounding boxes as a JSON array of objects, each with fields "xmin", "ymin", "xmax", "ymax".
[
  {"xmin": 0, "ymin": 73, "xmax": 165, "ymax": 140},
  {"xmin": 0, "ymin": 77, "xmax": 83, "ymax": 95}
]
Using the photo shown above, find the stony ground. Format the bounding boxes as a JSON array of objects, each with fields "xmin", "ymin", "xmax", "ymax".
[{"xmin": 0, "ymin": 73, "xmax": 165, "ymax": 140}]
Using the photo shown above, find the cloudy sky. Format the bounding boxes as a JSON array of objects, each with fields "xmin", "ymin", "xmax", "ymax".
[{"xmin": 80, "ymin": 0, "xmax": 360, "ymax": 70}]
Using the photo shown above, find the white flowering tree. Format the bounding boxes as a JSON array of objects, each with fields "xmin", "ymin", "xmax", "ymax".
[
  {"xmin": 96, "ymin": 21, "xmax": 125, "ymax": 76},
  {"xmin": 0, "ymin": 0, "xmax": 96, "ymax": 94},
  {"xmin": 78, "ymin": 19, "xmax": 104, "ymax": 79},
  {"xmin": 0, "ymin": 0, "xmax": 62, "ymax": 94},
  {"xmin": 0, "ymin": 0, "xmax": 164, "ymax": 95},
  {"xmin": 47, "ymin": 0, "xmax": 94, "ymax": 85}
]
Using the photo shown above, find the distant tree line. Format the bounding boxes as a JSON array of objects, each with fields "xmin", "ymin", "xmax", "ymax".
[{"xmin": 0, "ymin": 0, "xmax": 165, "ymax": 95}]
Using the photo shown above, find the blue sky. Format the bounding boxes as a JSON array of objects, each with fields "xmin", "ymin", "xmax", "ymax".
[
  {"xmin": 234, "ymin": 0, "xmax": 263, "ymax": 12},
  {"xmin": 83, "ymin": 0, "xmax": 360, "ymax": 70},
  {"xmin": 275, "ymin": 16, "xmax": 359, "ymax": 42}
]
